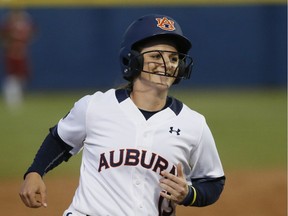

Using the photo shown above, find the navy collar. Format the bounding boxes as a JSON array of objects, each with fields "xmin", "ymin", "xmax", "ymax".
[{"xmin": 115, "ymin": 89, "xmax": 183, "ymax": 116}]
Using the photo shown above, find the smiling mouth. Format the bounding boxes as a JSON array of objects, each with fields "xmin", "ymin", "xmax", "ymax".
[{"xmin": 150, "ymin": 70, "xmax": 176, "ymax": 77}]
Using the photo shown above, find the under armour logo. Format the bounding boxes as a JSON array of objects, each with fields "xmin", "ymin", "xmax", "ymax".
[{"xmin": 169, "ymin": 127, "xmax": 181, "ymax": 135}]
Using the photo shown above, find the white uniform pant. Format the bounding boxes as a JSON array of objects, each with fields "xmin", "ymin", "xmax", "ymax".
[{"xmin": 2, "ymin": 75, "xmax": 25, "ymax": 109}]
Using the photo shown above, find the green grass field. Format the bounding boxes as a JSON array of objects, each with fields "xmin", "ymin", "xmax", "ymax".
[{"xmin": 0, "ymin": 88, "xmax": 286, "ymax": 179}]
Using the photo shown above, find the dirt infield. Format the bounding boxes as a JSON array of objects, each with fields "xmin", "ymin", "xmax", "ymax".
[{"xmin": 2, "ymin": 169, "xmax": 286, "ymax": 216}]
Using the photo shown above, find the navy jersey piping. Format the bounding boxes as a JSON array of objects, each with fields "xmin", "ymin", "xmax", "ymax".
[{"xmin": 115, "ymin": 89, "xmax": 183, "ymax": 116}]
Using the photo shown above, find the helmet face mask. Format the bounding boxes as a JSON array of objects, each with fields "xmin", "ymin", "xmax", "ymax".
[
  {"xmin": 126, "ymin": 50, "xmax": 193, "ymax": 82},
  {"xmin": 120, "ymin": 14, "xmax": 193, "ymax": 84}
]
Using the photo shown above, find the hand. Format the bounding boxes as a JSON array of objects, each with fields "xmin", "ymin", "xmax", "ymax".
[
  {"xmin": 19, "ymin": 172, "xmax": 48, "ymax": 208},
  {"xmin": 159, "ymin": 163, "xmax": 188, "ymax": 204}
]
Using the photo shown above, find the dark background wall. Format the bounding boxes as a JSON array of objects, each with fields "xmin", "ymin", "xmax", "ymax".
[{"xmin": 0, "ymin": 4, "xmax": 286, "ymax": 90}]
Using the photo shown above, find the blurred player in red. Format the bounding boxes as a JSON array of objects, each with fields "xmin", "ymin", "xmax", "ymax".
[{"xmin": 0, "ymin": 8, "xmax": 35, "ymax": 110}]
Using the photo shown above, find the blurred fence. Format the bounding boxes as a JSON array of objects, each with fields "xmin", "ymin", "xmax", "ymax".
[{"xmin": 0, "ymin": 3, "xmax": 286, "ymax": 90}]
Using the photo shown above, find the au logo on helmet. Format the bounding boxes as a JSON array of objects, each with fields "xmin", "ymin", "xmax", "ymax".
[{"xmin": 155, "ymin": 17, "xmax": 176, "ymax": 31}]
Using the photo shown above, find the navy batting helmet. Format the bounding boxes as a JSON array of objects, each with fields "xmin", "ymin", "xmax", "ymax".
[{"xmin": 119, "ymin": 14, "xmax": 193, "ymax": 84}]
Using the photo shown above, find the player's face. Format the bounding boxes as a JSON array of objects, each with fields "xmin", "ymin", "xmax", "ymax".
[{"xmin": 139, "ymin": 42, "xmax": 179, "ymax": 88}]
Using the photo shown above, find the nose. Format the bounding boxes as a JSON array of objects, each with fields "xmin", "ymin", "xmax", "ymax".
[{"xmin": 162, "ymin": 55, "xmax": 174, "ymax": 70}]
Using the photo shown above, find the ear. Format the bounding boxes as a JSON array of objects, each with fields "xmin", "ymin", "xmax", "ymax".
[
  {"xmin": 123, "ymin": 50, "xmax": 143, "ymax": 81},
  {"xmin": 129, "ymin": 50, "xmax": 144, "ymax": 78},
  {"xmin": 177, "ymin": 59, "xmax": 186, "ymax": 77},
  {"xmin": 173, "ymin": 58, "xmax": 193, "ymax": 85},
  {"xmin": 173, "ymin": 59, "xmax": 186, "ymax": 85}
]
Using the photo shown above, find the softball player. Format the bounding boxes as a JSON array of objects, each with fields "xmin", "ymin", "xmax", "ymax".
[
  {"xmin": 0, "ymin": 9, "xmax": 35, "ymax": 109},
  {"xmin": 19, "ymin": 14, "xmax": 225, "ymax": 216}
]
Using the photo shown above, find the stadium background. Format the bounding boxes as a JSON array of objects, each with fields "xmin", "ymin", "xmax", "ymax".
[
  {"xmin": 0, "ymin": 0, "xmax": 286, "ymax": 89},
  {"xmin": 0, "ymin": 0, "xmax": 286, "ymax": 216}
]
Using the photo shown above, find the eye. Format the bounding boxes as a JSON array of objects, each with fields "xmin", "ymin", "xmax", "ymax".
[
  {"xmin": 170, "ymin": 55, "xmax": 179, "ymax": 63},
  {"xmin": 150, "ymin": 53, "xmax": 162, "ymax": 59}
]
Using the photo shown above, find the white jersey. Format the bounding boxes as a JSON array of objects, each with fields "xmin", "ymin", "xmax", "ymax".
[{"xmin": 58, "ymin": 89, "xmax": 224, "ymax": 216}]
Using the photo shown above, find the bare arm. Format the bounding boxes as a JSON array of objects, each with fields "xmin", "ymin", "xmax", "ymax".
[{"xmin": 19, "ymin": 172, "xmax": 48, "ymax": 208}]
